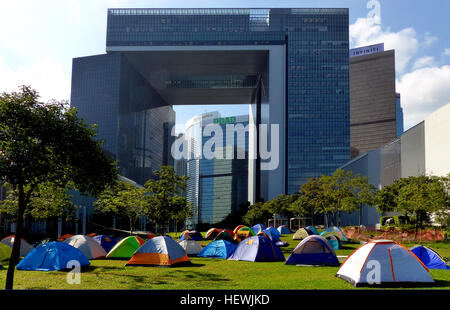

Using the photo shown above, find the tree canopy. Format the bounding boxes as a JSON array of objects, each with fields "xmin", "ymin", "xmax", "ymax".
[{"xmin": 0, "ymin": 86, "xmax": 118, "ymax": 289}]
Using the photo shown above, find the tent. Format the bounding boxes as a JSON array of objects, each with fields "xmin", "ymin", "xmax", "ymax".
[
  {"xmin": 277, "ymin": 225, "xmax": 291, "ymax": 235},
  {"xmin": 233, "ymin": 225, "xmax": 246, "ymax": 235},
  {"xmin": 325, "ymin": 235, "xmax": 341, "ymax": 250},
  {"xmin": 306, "ymin": 226, "xmax": 319, "ymax": 235},
  {"xmin": 16, "ymin": 242, "xmax": 90, "ymax": 271},
  {"xmin": 336, "ymin": 240, "xmax": 434, "ymax": 286},
  {"xmin": 320, "ymin": 226, "xmax": 348, "ymax": 242},
  {"xmin": 63, "ymin": 235, "xmax": 107, "ymax": 259},
  {"xmin": 251, "ymin": 224, "xmax": 267, "ymax": 235},
  {"xmin": 178, "ymin": 239, "xmax": 203, "ymax": 256},
  {"xmin": 214, "ymin": 230, "xmax": 236, "ymax": 244},
  {"xmin": 260, "ymin": 228, "xmax": 281, "ymax": 243},
  {"xmin": 205, "ymin": 228, "xmax": 222, "ymax": 240},
  {"xmin": 234, "ymin": 226, "xmax": 256, "ymax": 243},
  {"xmin": 1, "ymin": 236, "xmax": 34, "ymax": 257},
  {"xmin": 126, "ymin": 236, "xmax": 191, "ymax": 267},
  {"xmin": 0, "ymin": 243, "xmax": 12, "ymax": 261},
  {"xmin": 179, "ymin": 230, "xmax": 203, "ymax": 241},
  {"xmin": 410, "ymin": 245, "xmax": 449, "ymax": 270},
  {"xmin": 106, "ymin": 236, "xmax": 146, "ymax": 259},
  {"xmin": 93, "ymin": 235, "xmax": 118, "ymax": 253},
  {"xmin": 228, "ymin": 235, "xmax": 285, "ymax": 262},
  {"xmin": 198, "ymin": 240, "xmax": 237, "ymax": 259},
  {"xmin": 264, "ymin": 227, "xmax": 281, "ymax": 240},
  {"xmin": 229, "ymin": 235, "xmax": 285, "ymax": 262},
  {"xmin": 57, "ymin": 234, "xmax": 74, "ymax": 242},
  {"xmin": 292, "ymin": 228, "xmax": 311, "ymax": 240},
  {"xmin": 286, "ymin": 235, "xmax": 339, "ymax": 266}
]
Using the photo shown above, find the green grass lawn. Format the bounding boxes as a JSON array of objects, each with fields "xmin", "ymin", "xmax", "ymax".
[{"xmin": 1, "ymin": 234, "xmax": 449, "ymax": 290}]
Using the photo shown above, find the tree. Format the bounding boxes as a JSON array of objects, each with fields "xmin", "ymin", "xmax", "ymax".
[
  {"xmin": 0, "ymin": 86, "xmax": 118, "ymax": 289},
  {"xmin": 242, "ymin": 201, "xmax": 272, "ymax": 225},
  {"xmin": 143, "ymin": 165, "xmax": 192, "ymax": 234},
  {"xmin": 94, "ymin": 180, "xmax": 146, "ymax": 235},
  {"xmin": 396, "ymin": 175, "xmax": 449, "ymax": 230},
  {"xmin": 345, "ymin": 175, "xmax": 377, "ymax": 226},
  {"xmin": 0, "ymin": 182, "xmax": 75, "ymax": 220}
]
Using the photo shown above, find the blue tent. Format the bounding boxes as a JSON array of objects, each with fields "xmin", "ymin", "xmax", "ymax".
[
  {"xmin": 410, "ymin": 245, "xmax": 449, "ymax": 270},
  {"xmin": 285, "ymin": 235, "xmax": 339, "ymax": 266},
  {"xmin": 16, "ymin": 242, "xmax": 90, "ymax": 271},
  {"xmin": 179, "ymin": 230, "xmax": 203, "ymax": 241},
  {"xmin": 277, "ymin": 226, "xmax": 291, "ymax": 235},
  {"xmin": 320, "ymin": 226, "xmax": 348, "ymax": 242},
  {"xmin": 93, "ymin": 235, "xmax": 117, "ymax": 253},
  {"xmin": 261, "ymin": 227, "xmax": 281, "ymax": 242},
  {"xmin": 251, "ymin": 224, "xmax": 267, "ymax": 235},
  {"xmin": 306, "ymin": 226, "xmax": 319, "ymax": 235},
  {"xmin": 198, "ymin": 240, "xmax": 237, "ymax": 259},
  {"xmin": 228, "ymin": 236, "xmax": 285, "ymax": 262}
]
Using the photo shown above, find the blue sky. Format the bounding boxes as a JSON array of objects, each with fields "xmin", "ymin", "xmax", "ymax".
[{"xmin": 1, "ymin": 0, "xmax": 449, "ymax": 131}]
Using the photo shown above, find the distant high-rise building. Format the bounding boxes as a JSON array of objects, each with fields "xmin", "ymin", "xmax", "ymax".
[
  {"xmin": 396, "ymin": 93, "xmax": 404, "ymax": 137},
  {"xmin": 350, "ymin": 44, "xmax": 399, "ymax": 158},
  {"xmin": 184, "ymin": 112, "xmax": 249, "ymax": 227}
]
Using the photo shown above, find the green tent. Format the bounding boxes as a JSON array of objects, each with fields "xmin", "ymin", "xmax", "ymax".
[
  {"xmin": 214, "ymin": 231, "xmax": 236, "ymax": 244},
  {"xmin": 0, "ymin": 243, "xmax": 12, "ymax": 261},
  {"xmin": 106, "ymin": 236, "xmax": 146, "ymax": 259}
]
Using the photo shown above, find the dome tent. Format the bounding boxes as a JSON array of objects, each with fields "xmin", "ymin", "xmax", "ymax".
[
  {"xmin": 336, "ymin": 240, "xmax": 434, "ymax": 287},
  {"xmin": 205, "ymin": 228, "xmax": 222, "ymax": 240},
  {"xmin": 179, "ymin": 230, "xmax": 203, "ymax": 241},
  {"xmin": 285, "ymin": 235, "xmax": 339, "ymax": 266},
  {"xmin": 106, "ymin": 235, "xmax": 146, "ymax": 259},
  {"xmin": 63, "ymin": 235, "xmax": 106, "ymax": 259},
  {"xmin": 277, "ymin": 225, "xmax": 291, "ymax": 235},
  {"xmin": 234, "ymin": 226, "xmax": 256, "ymax": 243},
  {"xmin": 57, "ymin": 234, "xmax": 73, "ymax": 242},
  {"xmin": 292, "ymin": 228, "xmax": 311, "ymax": 240},
  {"xmin": 93, "ymin": 235, "xmax": 118, "ymax": 253},
  {"xmin": 320, "ymin": 226, "xmax": 348, "ymax": 242},
  {"xmin": 16, "ymin": 242, "xmax": 90, "ymax": 271},
  {"xmin": 127, "ymin": 236, "xmax": 191, "ymax": 267},
  {"xmin": 325, "ymin": 235, "xmax": 341, "ymax": 250},
  {"xmin": 251, "ymin": 224, "xmax": 267, "ymax": 235},
  {"xmin": 178, "ymin": 239, "xmax": 203, "ymax": 256},
  {"xmin": 410, "ymin": 245, "xmax": 449, "ymax": 270},
  {"xmin": 0, "ymin": 243, "xmax": 12, "ymax": 261},
  {"xmin": 1, "ymin": 235, "xmax": 34, "ymax": 257},
  {"xmin": 214, "ymin": 230, "xmax": 236, "ymax": 244},
  {"xmin": 306, "ymin": 226, "xmax": 319, "ymax": 235},
  {"xmin": 198, "ymin": 240, "xmax": 237, "ymax": 259},
  {"xmin": 228, "ymin": 235, "xmax": 285, "ymax": 262}
]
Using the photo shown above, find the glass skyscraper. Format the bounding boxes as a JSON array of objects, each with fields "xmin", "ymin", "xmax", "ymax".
[
  {"xmin": 183, "ymin": 112, "xmax": 249, "ymax": 226},
  {"xmin": 71, "ymin": 8, "xmax": 350, "ymax": 208}
]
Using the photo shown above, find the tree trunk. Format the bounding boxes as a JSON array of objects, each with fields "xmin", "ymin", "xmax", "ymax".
[{"xmin": 5, "ymin": 184, "xmax": 26, "ymax": 290}]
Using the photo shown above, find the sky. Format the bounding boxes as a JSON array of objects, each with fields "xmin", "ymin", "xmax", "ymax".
[{"xmin": 0, "ymin": 0, "xmax": 449, "ymax": 131}]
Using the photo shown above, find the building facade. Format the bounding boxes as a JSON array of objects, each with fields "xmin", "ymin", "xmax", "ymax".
[
  {"xmin": 350, "ymin": 45, "xmax": 401, "ymax": 158},
  {"xmin": 70, "ymin": 8, "xmax": 351, "ymax": 206},
  {"xmin": 339, "ymin": 103, "xmax": 450, "ymax": 227},
  {"xmin": 183, "ymin": 112, "xmax": 249, "ymax": 227}
]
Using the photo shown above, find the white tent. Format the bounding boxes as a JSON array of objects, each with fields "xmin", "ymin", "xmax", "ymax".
[
  {"xmin": 336, "ymin": 240, "xmax": 434, "ymax": 286},
  {"xmin": 64, "ymin": 235, "xmax": 106, "ymax": 259},
  {"xmin": 1, "ymin": 236, "xmax": 34, "ymax": 257},
  {"xmin": 178, "ymin": 239, "xmax": 203, "ymax": 256}
]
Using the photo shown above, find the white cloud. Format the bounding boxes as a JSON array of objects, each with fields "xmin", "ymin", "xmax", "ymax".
[
  {"xmin": 412, "ymin": 56, "xmax": 436, "ymax": 70},
  {"xmin": 0, "ymin": 56, "xmax": 70, "ymax": 102},
  {"xmin": 350, "ymin": 17, "xmax": 419, "ymax": 74},
  {"xmin": 444, "ymin": 48, "xmax": 450, "ymax": 57},
  {"xmin": 397, "ymin": 65, "xmax": 450, "ymax": 129}
]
